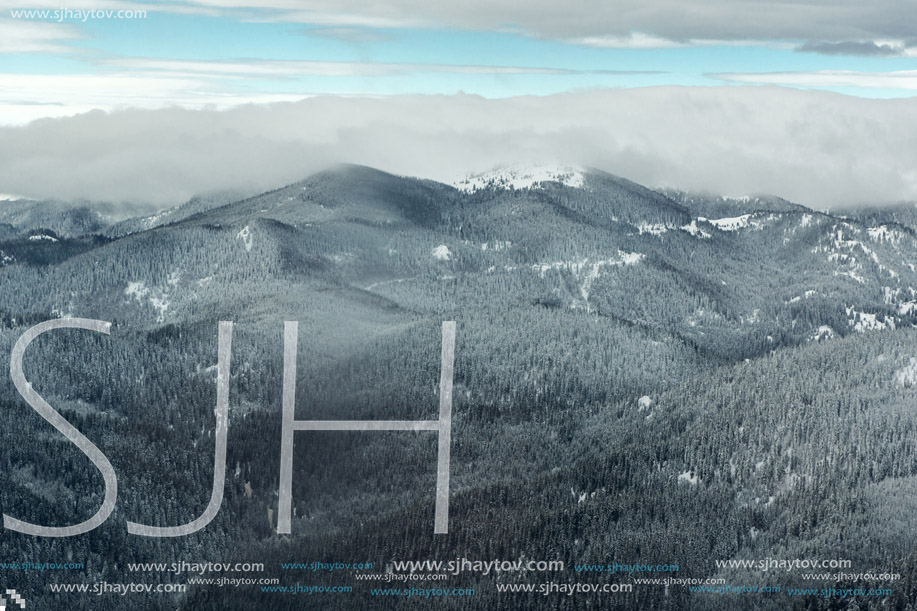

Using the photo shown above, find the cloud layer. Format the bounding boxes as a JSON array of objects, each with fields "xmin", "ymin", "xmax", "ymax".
[
  {"xmin": 159, "ymin": 0, "xmax": 917, "ymax": 49},
  {"xmin": 5, "ymin": 0, "xmax": 917, "ymax": 53},
  {"xmin": 1, "ymin": 87, "xmax": 916, "ymax": 209}
]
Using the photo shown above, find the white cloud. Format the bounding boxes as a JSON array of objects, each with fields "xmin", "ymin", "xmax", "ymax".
[
  {"xmin": 0, "ymin": 72, "xmax": 320, "ymax": 123},
  {"xmin": 568, "ymin": 33, "xmax": 793, "ymax": 50},
  {"xmin": 569, "ymin": 32, "xmax": 690, "ymax": 50},
  {"xmin": 0, "ymin": 58, "xmax": 584, "ymax": 123},
  {"xmin": 0, "ymin": 18, "xmax": 82, "ymax": 53},
  {"xmin": 714, "ymin": 69, "xmax": 917, "ymax": 90},
  {"xmin": 107, "ymin": 57, "xmax": 580, "ymax": 77},
  {"xmin": 2, "ymin": 87, "xmax": 917, "ymax": 209}
]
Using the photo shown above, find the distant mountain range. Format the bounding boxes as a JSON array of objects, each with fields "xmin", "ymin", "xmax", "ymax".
[
  {"xmin": 1, "ymin": 164, "xmax": 916, "ymax": 610},
  {"xmin": 4, "ymin": 164, "xmax": 917, "ymax": 353}
]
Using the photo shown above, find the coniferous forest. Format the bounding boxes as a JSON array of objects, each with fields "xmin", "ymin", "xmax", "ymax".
[{"xmin": 1, "ymin": 165, "xmax": 916, "ymax": 609}]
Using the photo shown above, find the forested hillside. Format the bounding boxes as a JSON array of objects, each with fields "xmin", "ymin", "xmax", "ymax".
[{"xmin": 0, "ymin": 165, "xmax": 914, "ymax": 609}]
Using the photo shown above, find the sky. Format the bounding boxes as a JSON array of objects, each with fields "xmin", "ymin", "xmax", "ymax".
[{"xmin": 2, "ymin": 0, "xmax": 917, "ymax": 208}]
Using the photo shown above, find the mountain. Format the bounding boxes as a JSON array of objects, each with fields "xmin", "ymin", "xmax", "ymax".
[
  {"xmin": 103, "ymin": 190, "xmax": 250, "ymax": 238},
  {"xmin": 0, "ymin": 198, "xmax": 114, "ymax": 238},
  {"xmin": 0, "ymin": 164, "xmax": 915, "ymax": 610}
]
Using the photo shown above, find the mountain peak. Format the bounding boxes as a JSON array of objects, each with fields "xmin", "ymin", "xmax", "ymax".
[{"xmin": 452, "ymin": 164, "xmax": 587, "ymax": 193}]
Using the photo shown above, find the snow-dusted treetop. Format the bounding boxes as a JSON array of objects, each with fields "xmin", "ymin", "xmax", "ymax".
[{"xmin": 453, "ymin": 164, "xmax": 586, "ymax": 193}]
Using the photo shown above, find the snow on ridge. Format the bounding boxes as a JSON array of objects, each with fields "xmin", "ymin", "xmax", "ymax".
[
  {"xmin": 453, "ymin": 164, "xmax": 586, "ymax": 193},
  {"xmin": 708, "ymin": 214, "xmax": 752, "ymax": 231},
  {"xmin": 708, "ymin": 212, "xmax": 780, "ymax": 232},
  {"xmin": 28, "ymin": 234, "xmax": 58, "ymax": 242},
  {"xmin": 868, "ymin": 225, "xmax": 907, "ymax": 244}
]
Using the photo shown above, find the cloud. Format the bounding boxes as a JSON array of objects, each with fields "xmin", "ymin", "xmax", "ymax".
[
  {"xmin": 0, "ymin": 54, "xmax": 598, "ymax": 125},
  {"xmin": 2, "ymin": 88, "xmax": 917, "ymax": 209},
  {"xmin": 0, "ymin": 58, "xmax": 659, "ymax": 124},
  {"xmin": 0, "ymin": 18, "xmax": 82, "ymax": 53},
  {"xmin": 567, "ymin": 32, "xmax": 692, "ymax": 50},
  {"xmin": 567, "ymin": 33, "xmax": 791, "ymax": 51},
  {"xmin": 143, "ymin": 0, "xmax": 917, "ymax": 49},
  {"xmin": 7, "ymin": 0, "xmax": 917, "ymax": 51},
  {"xmin": 797, "ymin": 40, "xmax": 904, "ymax": 56},
  {"xmin": 107, "ymin": 57, "xmax": 584, "ymax": 77},
  {"xmin": 713, "ymin": 69, "xmax": 917, "ymax": 90},
  {"xmin": 0, "ymin": 69, "xmax": 316, "ymax": 126}
]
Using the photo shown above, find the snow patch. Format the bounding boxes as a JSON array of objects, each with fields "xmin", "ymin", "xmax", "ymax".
[
  {"xmin": 28, "ymin": 234, "xmax": 58, "ymax": 242},
  {"xmin": 125, "ymin": 281, "xmax": 170, "ymax": 323},
  {"xmin": 454, "ymin": 164, "xmax": 585, "ymax": 192},
  {"xmin": 686, "ymin": 307, "xmax": 723, "ymax": 327},
  {"xmin": 787, "ymin": 290, "xmax": 818, "ymax": 304},
  {"xmin": 432, "ymin": 245, "xmax": 452, "ymax": 261},
  {"xmin": 846, "ymin": 306, "xmax": 895, "ymax": 332},
  {"xmin": 834, "ymin": 269, "xmax": 866, "ymax": 284},
  {"xmin": 678, "ymin": 471, "xmax": 700, "ymax": 486},
  {"xmin": 637, "ymin": 223, "xmax": 670, "ymax": 236},
  {"xmin": 709, "ymin": 212, "xmax": 780, "ymax": 232},
  {"xmin": 140, "ymin": 207, "xmax": 174, "ymax": 230},
  {"xmin": 237, "ymin": 225, "xmax": 253, "ymax": 252},
  {"xmin": 532, "ymin": 252, "xmax": 644, "ymax": 309},
  {"xmin": 680, "ymin": 220, "xmax": 711, "ymax": 239},
  {"xmin": 709, "ymin": 214, "xmax": 752, "ymax": 231},
  {"xmin": 868, "ymin": 225, "xmax": 906, "ymax": 244},
  {"xmin": 808, "ymin": 325, "xmax": 835, "ymax": 342},
  {"xmin": 895, "ymin": 358, "xmax": 917, "ymax": 387}
]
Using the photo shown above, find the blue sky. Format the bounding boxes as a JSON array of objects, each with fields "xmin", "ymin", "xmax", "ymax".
[{"xmin": 3, "ymin": 0, "xmax": 917, "ymax": 123}]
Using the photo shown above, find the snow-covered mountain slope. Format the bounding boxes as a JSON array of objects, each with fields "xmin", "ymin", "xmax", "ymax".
[{"xmin": 453, "ymin": 164, "xmax": 586, "ymax": 192}]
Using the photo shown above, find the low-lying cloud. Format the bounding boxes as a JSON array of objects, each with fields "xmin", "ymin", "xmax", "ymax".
[{"xmin": 2, "ymin": 87, "xmax": 916, "ymax": 209}]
